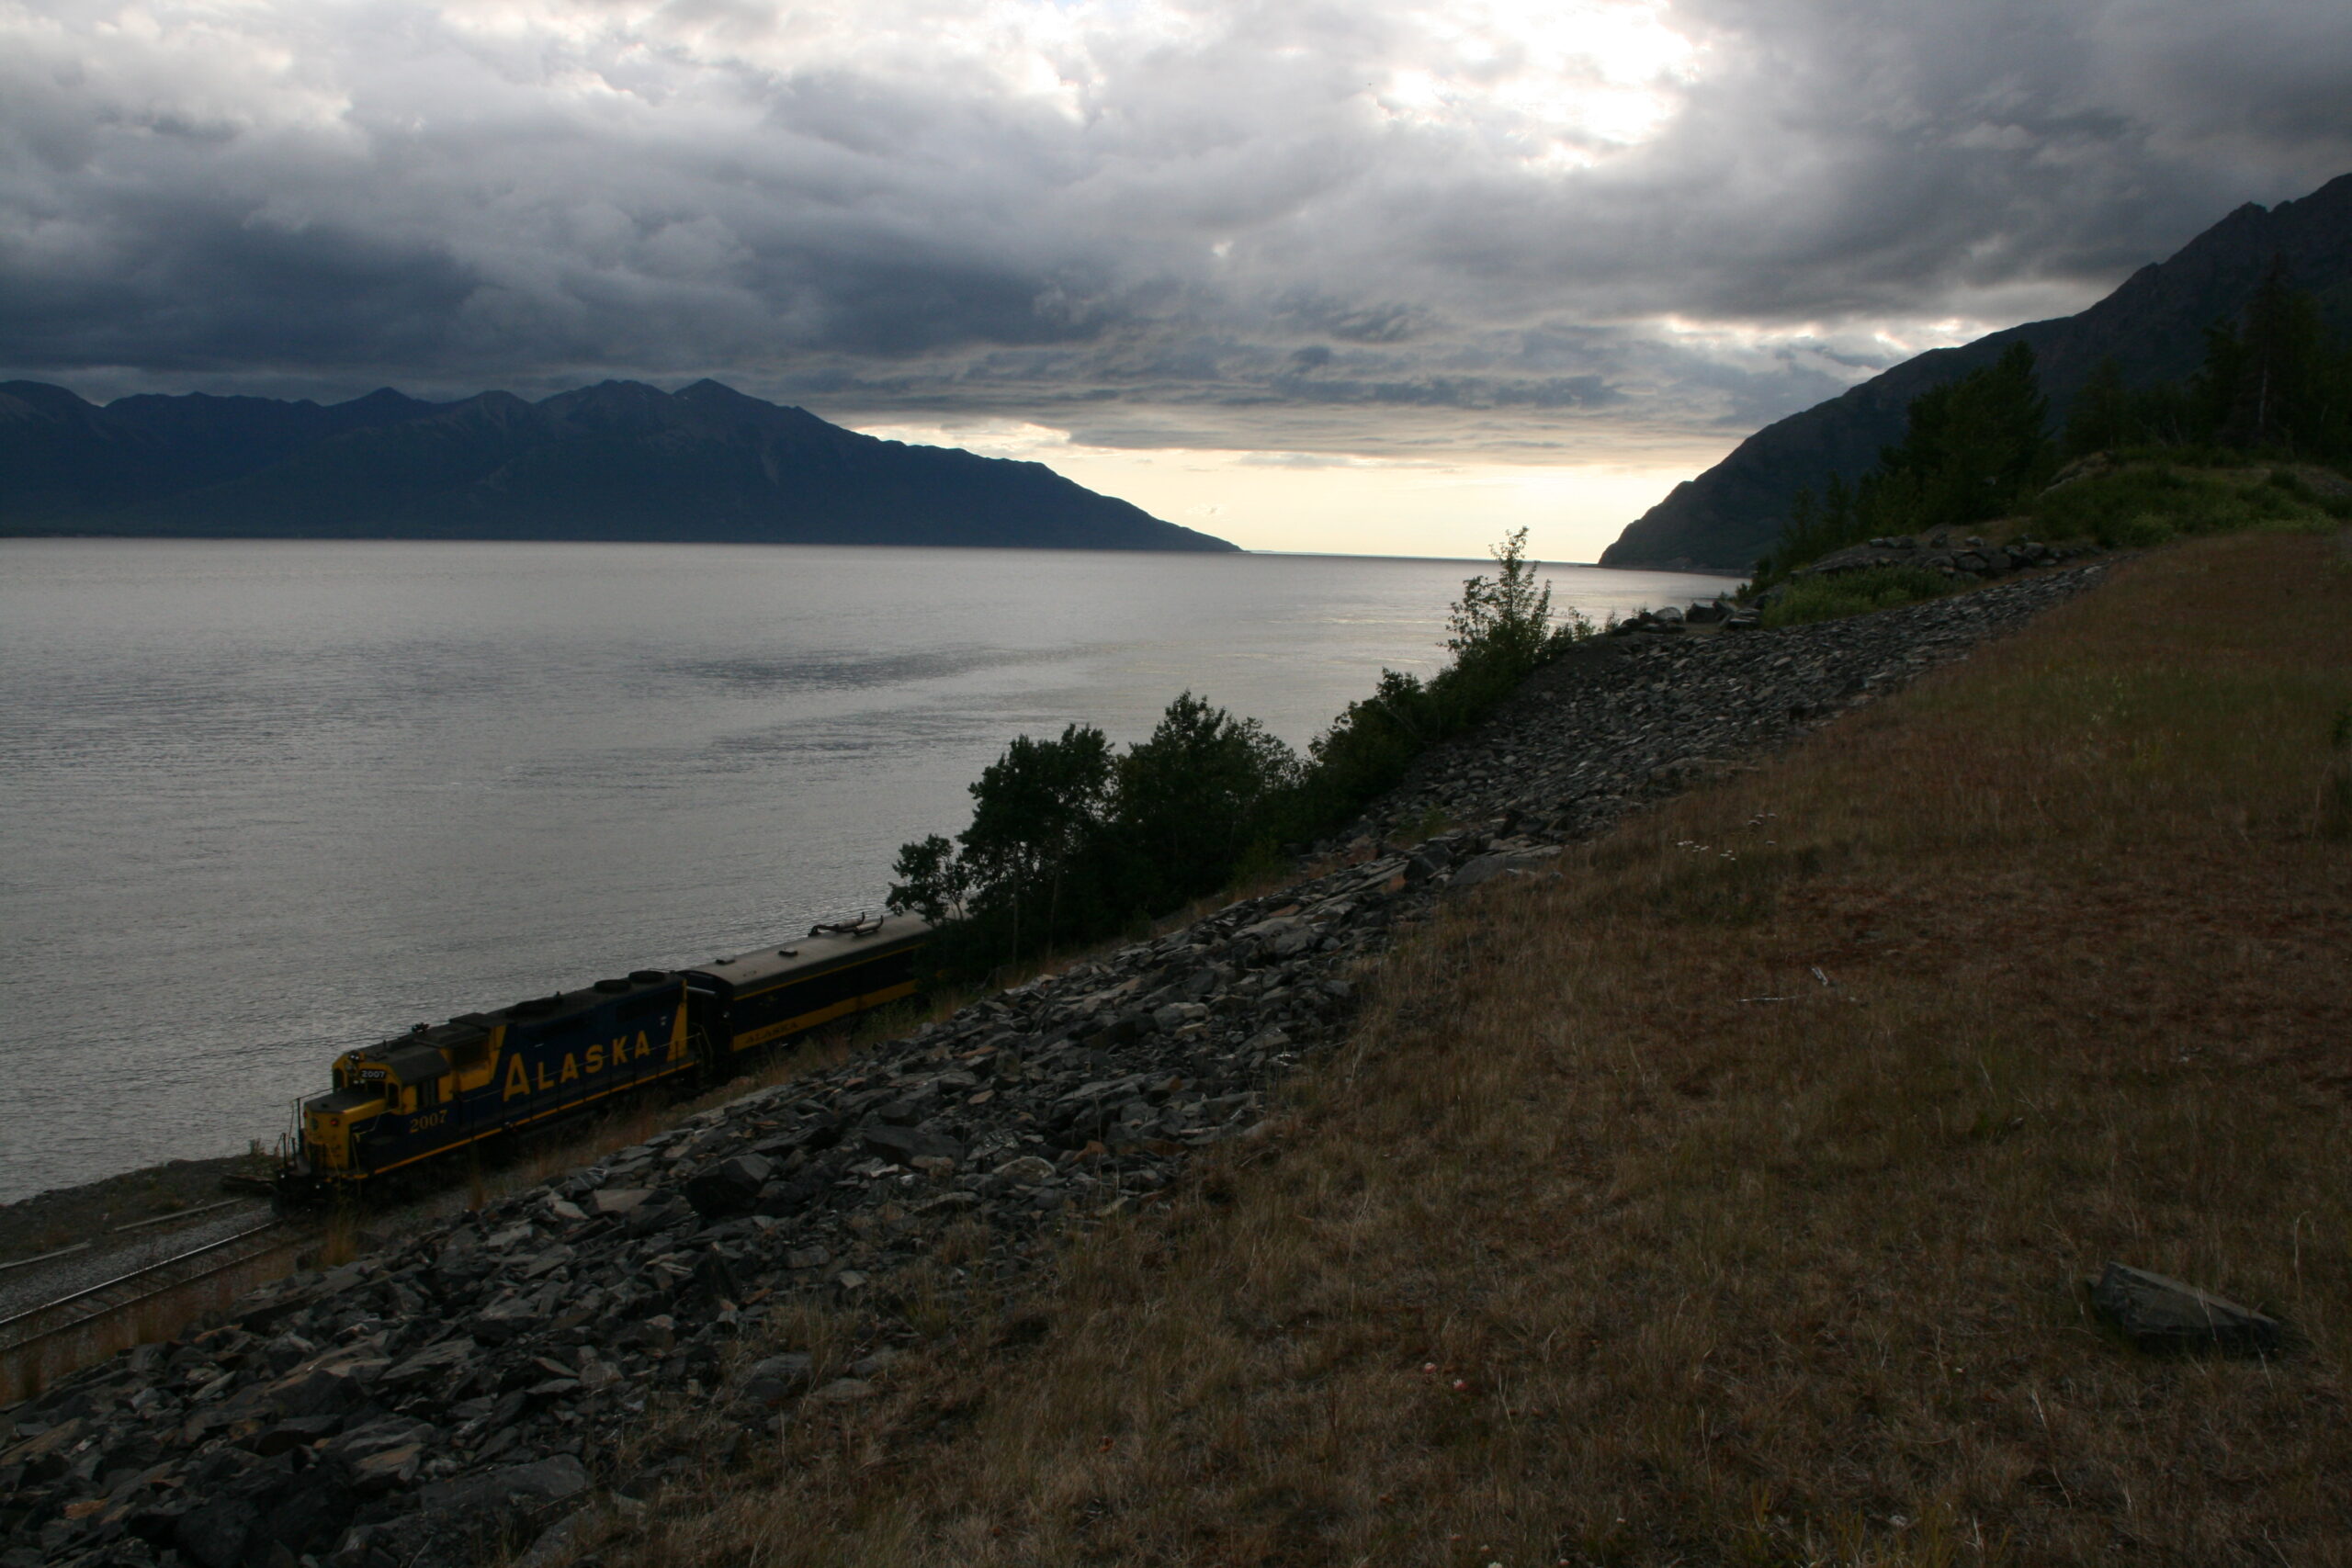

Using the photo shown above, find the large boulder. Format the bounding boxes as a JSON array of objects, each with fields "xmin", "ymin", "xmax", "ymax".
[
  {"xmin": 860, "ymin": 1123, "xmax": 964, "ymax": 1167},
  {"xmin": 2090, "ymin": 1263, "xmax": 2282, "ymax": 1354},
  {"xmin": 683, "ymin": 1153, "xmax": 774, "ymax": 1218}
]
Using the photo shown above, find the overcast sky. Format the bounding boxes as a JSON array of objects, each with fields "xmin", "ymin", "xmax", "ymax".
[{"xmin": 6, "ymin": 1, "xmax": 2349, "ymax": 557}]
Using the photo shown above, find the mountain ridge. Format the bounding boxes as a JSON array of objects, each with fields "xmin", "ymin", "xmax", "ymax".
[
  {"xmin": 0, "ymin": 378, "xmax": 1237, "ymax": 553},
  {"xmin": 1600, "ymin": 171, "xmax": 2352, "ymax": 572}
]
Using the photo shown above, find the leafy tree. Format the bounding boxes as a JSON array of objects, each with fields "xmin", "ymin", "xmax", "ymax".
[
  {"xmin": 1114, "ymin": 693, "xmax": 1297, "ymax": 906},
  {"xmin": 892, "ymin": 530, "xmax": 1595, "ymax": 976},
  {"xmin": 889, "ymin": 699, "xmax": 1294, "ymax": 969},
  {"xmin": 1446, "ymin": 526, "xmax": 1557, "ymax": 675},
  {"xmin": 956, "ymin": 723, "xmax": 1113, "ymax": 961},
  {"xmin": 1289, "ymin": 533, "xmax": 1591, "ymax": 830},
  {"xmin": 1288, "ymin": 667, "xmax": 1434, "ymax": 833},
  {"xmin": 886, "ymin": 833, "xmax": 967, "ymax": 925}
]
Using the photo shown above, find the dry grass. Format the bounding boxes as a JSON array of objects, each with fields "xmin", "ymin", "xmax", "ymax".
[{"xmin": 572, "ymin": 535, "xmax": 2350, "ymax": 1563}]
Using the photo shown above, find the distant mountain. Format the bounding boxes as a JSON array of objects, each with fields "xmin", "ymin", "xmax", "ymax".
[
  {"xmin": 1601, "ymin": 172, "xmax": 2352, "ymax": 572},
  {"xmin": 0, "ymin": 378, "xmax": 1237, "ymax": 552}
]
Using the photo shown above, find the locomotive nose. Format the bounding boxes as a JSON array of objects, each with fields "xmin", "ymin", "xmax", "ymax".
[{"xmin": 300, "ymin": 1086, "xmax": 387, "ymax": 1174}]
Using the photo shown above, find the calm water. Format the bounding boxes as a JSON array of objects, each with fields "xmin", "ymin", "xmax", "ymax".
[{"xmin": 0, "ymin": 539, "xmax": 1732, "ymax": 1201}]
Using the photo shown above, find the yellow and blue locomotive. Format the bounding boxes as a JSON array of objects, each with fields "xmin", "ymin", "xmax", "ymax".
[{"xmin": 283, "ymin": 913, "xmax": 928, "ymax": 1196}]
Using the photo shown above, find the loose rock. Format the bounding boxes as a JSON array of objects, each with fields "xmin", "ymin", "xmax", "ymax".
[{"xmin": 2090, "ymin": 1263, "xmax": 2283, "ymax": 1355}]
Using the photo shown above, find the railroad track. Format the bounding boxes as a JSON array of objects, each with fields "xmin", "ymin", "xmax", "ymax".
[{"xmin": 0, "ymin": 1217, "xmax": 309, "ymax": 1358}]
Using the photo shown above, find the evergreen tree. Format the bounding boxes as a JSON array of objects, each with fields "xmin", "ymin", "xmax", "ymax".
[
  {"xmin": 2189, "ymin": 319, "xmax": 2245, "ymax": 443},
  {"xmin": 1766, "ymin": 343, "xmax": 2053, "ymax": 581},
  {"xmin": 2064, "ymin": 357, "xmax": 2133, "ymax": 457},
  {"xmin": 1818, "ymin": 470, "xmax": 1858, "ymax": 549},
  {"xmin": 2220, "ymin": 257, "xmax": 2314, "ymax": 451},
  {"xmin": 2129, "ymin": 378, "xmax": 2201, "ymax": 449},
  {"xmin": 1896, "ymin": 342, "xmax": 2052, "ymax": 527},
  {"xmin": 2218, "ymin": 257, "xmax": 2333, "ymax": 454}
]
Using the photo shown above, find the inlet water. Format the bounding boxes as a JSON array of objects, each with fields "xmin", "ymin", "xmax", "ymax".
[{"xmin": 0, "ymin": 538, "xmax": 1734, "ymax": 1201}]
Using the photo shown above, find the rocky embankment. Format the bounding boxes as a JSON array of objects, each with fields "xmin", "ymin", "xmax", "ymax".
[
  {"xmin": 2, "ymin": 564, "xmax": 2103, "ymax": 1568},
  {"xmin": 1357, "ymin": 561, "xmax": 2099, "ymax": 845},
  {"xmin": 1774, "ymin": 529, "xmax": 2098, "ymax": 595}
]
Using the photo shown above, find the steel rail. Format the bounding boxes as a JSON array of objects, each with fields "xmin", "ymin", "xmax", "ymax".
[
  {"xmin": 111, "ymin": 1197, "xmax": 251, "ymax": 1234},
  {"xmin": 0, "ymin": 1219, "xmax": 302, "ymax": 1354},
  {"xmin": 0, "ymin": 1241, "xmax": 92, "ymax": 1274}
]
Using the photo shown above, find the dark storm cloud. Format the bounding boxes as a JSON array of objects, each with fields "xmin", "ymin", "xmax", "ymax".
[
  {"xmin": 0, "ymin": 198, "xmax": 476, "ymax": 368},
  {"xmin": 2, "ymin": 0, "xmax": 2347, "ymax": 457}
]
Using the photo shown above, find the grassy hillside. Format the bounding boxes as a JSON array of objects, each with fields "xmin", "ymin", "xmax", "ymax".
[{"xmin": 569, "ymin": 530, "xmax": 2351, "ymax": 1567}]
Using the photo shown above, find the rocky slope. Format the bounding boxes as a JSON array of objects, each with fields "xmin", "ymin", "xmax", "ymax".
[
  {"xmin": 0, "ymin": 563, "xmax": 2103, "ymax": 1568},
  {"xmin": 1600, "ymin": 170, "xmax": 2352, "ymax": 571},
  {"xmin": 1353, "ymin": 563, "xmax": 2098, "ymax": 846}
]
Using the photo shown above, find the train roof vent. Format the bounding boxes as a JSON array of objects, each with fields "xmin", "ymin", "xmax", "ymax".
[
  {"xmin": 629, "ymin": 969, "xmax": 669, "ymax": 985},
  {"xmin": 593, "ymin": 977, "xmax": 632, "ymax": 993}
]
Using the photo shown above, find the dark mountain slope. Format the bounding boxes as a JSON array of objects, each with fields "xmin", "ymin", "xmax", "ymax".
[
  {"xmin": 0, "ymin": 378, "xmax": 1235, "ymax": 552},
  {"xmin": 0, "ymin": 382, "xmax": 442, "ymax": 520},
  {"xmin": 1601, "ymin": 172, "xmax": 2352, "ymax": 572}
]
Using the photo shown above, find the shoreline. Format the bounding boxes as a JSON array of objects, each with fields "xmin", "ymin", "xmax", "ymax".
[
  {"xmin": 2, "ymin": 546, "xmax": 1743, "ymax": 1210},
  {"xmin": 0, "ymin": 559, "xmax": 2086, "ymax": 1292},
  {"xmin": 1, "ymin": 562, "xmax": 2115, "ymax": 1568}
]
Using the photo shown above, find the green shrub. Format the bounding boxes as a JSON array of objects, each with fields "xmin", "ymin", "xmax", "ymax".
[
  {"xmin": 2030, "ymin": 463, "xmax": 2337, "ymax": 547},
  {"xmin": 1759, "ymin": 566, "xmax": 1951, "ymax": 628},
  {"xmin": 2265, "ymin": 467, "xmax": 2352, "ymax": 519},
  {"xmin": 2104, "ymin": 512, "xmax": 2178, "ymax": 548},
  {"xmin": 1277, "ymin": 529, "xmax": 1597, "ymax": 836},
  {"xmin": 891, "ymin": 529, "xmax": 1599, "ymax": 976}
]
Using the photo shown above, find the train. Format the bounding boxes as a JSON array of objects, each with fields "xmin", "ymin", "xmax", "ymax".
[{"xmin": 278, "ymin": 913, "xmax": 931, "ymax": 1199}]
